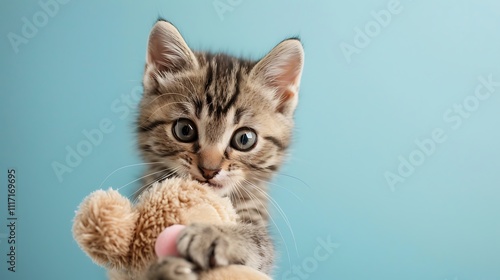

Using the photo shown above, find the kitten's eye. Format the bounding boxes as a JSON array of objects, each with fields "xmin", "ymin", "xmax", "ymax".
[
  {"xmin": 231, "ymin": 128, "xmax": 257, "ymax": 152},
  {"xmin": 172, "ymin": 118, "xmax": 198, "ymax": 142}
]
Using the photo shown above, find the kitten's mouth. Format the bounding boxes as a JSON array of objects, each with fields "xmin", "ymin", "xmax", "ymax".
[{"xmin": 195, "ymin": 178, "xmax": 223, "ymax": 189}]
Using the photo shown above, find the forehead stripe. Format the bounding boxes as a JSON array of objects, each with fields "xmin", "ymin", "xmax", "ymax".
[
  {"xmin": 222, "ymin": 66, "xmax": 241, "ymax": 114},
  {"xmin": 204, "ymin": 54, "xmax": 214, "ymax": 95}
]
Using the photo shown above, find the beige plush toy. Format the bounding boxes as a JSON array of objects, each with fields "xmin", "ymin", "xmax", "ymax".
[{"xmin": 72, "ymin": 178, "xmax": 271, "ymax": 280}]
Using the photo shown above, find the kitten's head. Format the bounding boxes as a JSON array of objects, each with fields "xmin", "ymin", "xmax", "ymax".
[{"xmin": 138, "ymin": 20, "xmax": 304, "ymax": 196}]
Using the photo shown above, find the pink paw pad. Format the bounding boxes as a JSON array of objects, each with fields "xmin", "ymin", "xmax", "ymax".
[{"xmin": 155, "ymin": 224, "xmax": 186, "ymax": 257}]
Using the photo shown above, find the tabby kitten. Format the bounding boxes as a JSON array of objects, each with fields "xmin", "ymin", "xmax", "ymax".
[{"xmin": 137, "ymin": 20, "xmax": 304, "ymax": 280}]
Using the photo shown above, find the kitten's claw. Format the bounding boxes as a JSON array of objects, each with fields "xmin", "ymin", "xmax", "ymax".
[
  {"xmin": 147, "ymin": 256, "xmax": 198, "ymax": 280},
  {"xmin": 177, "ymin": 223, "xmax": 245, "ymax": 270}
]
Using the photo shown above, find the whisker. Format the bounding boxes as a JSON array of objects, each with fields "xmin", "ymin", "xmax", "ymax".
[
  {"xmin": 177, "ymin": 80, "xmax": 197, "ymax": 97},
  {"xmin": 244, "ymin": 179, "xmax": 299, "ymax": 258},
  {"xmin": 237, "ymin": 181, "xmax": 293, "ymax": 266},
  {"xmin": 144, "ymin": 101, "xmax": 193, "ymax": 123},
  {"xmin": 144, "ymin": 92, "xmax": 189, "ymax": 107},
  {"xmin": 117, "ymin": 167, "xmax": 172, "ymax": 192},
  {"xmin": 99, "ymin": 161, "xmax": 165, "ymax": 189},
  {"xmin": 235, "ymin": 181, "xmax": 267, "ymax": 226},
  {"xmin": 276, "ymin": 173, "xmax": 312, "ymax": 189},
  {"xmin": 252, "ymin": 177, "xmax": 303, "ymax": 202},
  {"xmin": 247, "ymin": 178, "xmax": 302, "ymax": 250},
  {"xmin": 232, "ymin": 179, "xmax": 264, "ymax": 224},
  {"xmin": 129, "ymin": 167, "xmax": 182, "ymax": 202}
]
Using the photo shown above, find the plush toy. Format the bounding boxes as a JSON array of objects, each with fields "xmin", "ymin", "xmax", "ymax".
[{"xmin": 72, "ymin": 178, "xmax": 271, "ymax": 280}]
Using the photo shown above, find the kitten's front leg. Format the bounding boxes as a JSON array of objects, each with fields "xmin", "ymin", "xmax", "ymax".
[{"xmin": 177, "ymin": 223, "xmax": 274, "ymax": 273}]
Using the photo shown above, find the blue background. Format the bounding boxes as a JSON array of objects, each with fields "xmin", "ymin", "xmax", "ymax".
[{"xmin": 1, "ymin": 1, "xmax": 500, "ymax": 279}]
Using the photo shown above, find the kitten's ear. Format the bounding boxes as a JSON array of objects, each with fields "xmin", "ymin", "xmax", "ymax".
[
  {"xmin": 250, "ymin": 39, "xmax": 304, "ymax": 116},
  {"xmin": 146, "ymin": 20, "xmax": 198, "ymax": 75}
]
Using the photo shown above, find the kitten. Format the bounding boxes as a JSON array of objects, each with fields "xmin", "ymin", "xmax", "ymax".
[{"xmin": 137, "ymin": 20, "xmax": 304, "ymax": 280}]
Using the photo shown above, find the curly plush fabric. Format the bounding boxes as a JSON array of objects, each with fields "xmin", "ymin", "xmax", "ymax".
[{"xmin": 73, "ymin": 178, "xmax": 273, "ymax": 280}]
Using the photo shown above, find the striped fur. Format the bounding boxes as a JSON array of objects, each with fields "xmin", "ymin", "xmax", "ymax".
[{"xmin": 138, "ymin": 20, "xmax": 303, "ymax": 279}]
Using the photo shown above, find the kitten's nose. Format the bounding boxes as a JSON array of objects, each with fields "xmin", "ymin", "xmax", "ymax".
[{"xmin": 198, "ymin": 166, "xmax": 221, "ymax": 180}]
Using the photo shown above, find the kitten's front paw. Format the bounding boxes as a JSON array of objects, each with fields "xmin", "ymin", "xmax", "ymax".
[
  {"xmin": 147, "ymin": 256, "xmax": 198, "ymax": 280},
  {"xmin": 177, "ymin": 223, "xmax": 245, "ymax": 270}
]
